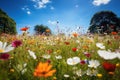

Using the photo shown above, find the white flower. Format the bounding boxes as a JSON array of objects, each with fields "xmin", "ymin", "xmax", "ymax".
[
  {"xmin": 117, "ymin": 52, "xmax": 120, "ymax": 59},
  {"xmin": 67, "ymin": 57, "xmax": 80, "ymax": 65},
  {"xmin": 64, "ymin": 74, "xmax": 69, "ymax": 78},
  {"xmin": 88, "ymin": 60, "xmax": 100, "ymax": 68},
  {"xmin": 23, "ymin": 63, "xmax": 27, "ymax": 67},
  {"xmin": 28, "ymin": 50, "xmax": 36, "ymax": 59},
  {"xmin": 96, "ymin": 43, "xmax": 105, "ymax": 49},
  {"xmin": 74, "ymin": 69, "xmax": 84, "ymax": 77},
  {"xmin": 97, "ymin": 50, "xmax": 117, "ymax": 60},
  {"xmin": 42, "ymin": 54, "xmax": 51, "ymax": 59},
  {"xmin": 86, "ymin": 68, "xmax": 98, "ymax": 76},
  {"xmin": 0, "ymin": 41, "xmax": 14, "ymax": 53},
  {"xmin": 55, "ymin": 55, "xmax": 62, "ymax": 59},
  {"xmin": 21, "ymin": 68, "xmax": 27, "ymax": 74},
  {"xmin": 76, "ymin": 40, "xmax": 80, "ymax": 43}
]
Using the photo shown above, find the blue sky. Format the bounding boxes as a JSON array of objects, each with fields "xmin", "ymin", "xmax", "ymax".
[{"xmin": 0, "ymin": 0, "xmax": 120, "ymax": 34}]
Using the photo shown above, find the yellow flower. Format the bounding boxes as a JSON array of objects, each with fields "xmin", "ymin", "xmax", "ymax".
[
  {"xmin": 53, "ymin": 77, "xmax": 57, "ymax": 80},
  {"xmin": 56, "ymin": 50, "xmax": 61, "ymax": 53},
  {"xmin": 10, "ymin": 56, "xmax": 14, "ymax": 59},
  {"xmin": 116, "ymin": 63, "xmax": 120, "ymax": 67},
  {"xmin": 10, "ymin": 69, "xmax": 14, "ymax": 72},
  {"xmin": 34, "ymin": 62, "xmax": 56, "ymax": 78},
  {"xmin": 97, "ymin": 74, "xmax": 102, "ymax": 78}
]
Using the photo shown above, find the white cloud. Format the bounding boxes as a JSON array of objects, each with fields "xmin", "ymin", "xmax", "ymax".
[
  {"xmin": 75, "ymin": 5, "xmax": 79, "ymax": 8},
  {"xmin": 31, "ymin": 0, "xmax": 51, "ymax": 9},
  {"xmin": 92, "ymin": 0, "xmax": 111, "ymax": 6},
  {"xmin": 27, "ymin": 11, "xmax": 31, "ymax": 14},
  {"xmin": 50, "ymin": 6, "xmax": 54, "ymax": 10},
  {"xmin": 48, "ymin": 20, "xmax": 57, "ymax": 25},
  {"xmin": 22, "ymin": 6, "xmax": 31, "ymax": 15}
]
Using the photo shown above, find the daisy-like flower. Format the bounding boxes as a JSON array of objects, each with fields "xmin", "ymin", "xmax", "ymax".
[
  {"xmin": 88, "ymin": 60, "xmax": 100, "ymax": 68},
  {"xmin": 42, "ymin": 54, "xmax": 51, "ymax": 59},
  {"xmin": 97, "ymin": 50, "xmax": 117, "ymax": 60},
  {"xmin": 74, "ymin": 69, "xmax": 84, "ymax": 77},
  {"xmin": 0, "ymin": 41, "xmax": 14, "ymax": 53},
  {"xmin": 34, "ymin": 62, "xmax": 56, "ymax": 77},
  {"xmin": 67, "ymin": 57, "xmax": 80, "ymax": 65},
  {"xmin": 28, "ymin": 50, "xmax": 37, "ymax": 59},
  {"xmin": 86, "ymin": 68, "xmax": 98, "ymax": 76},
  {"xmin": 55, "ymin": 55, "xmax": 62, "ymax": 59},
  {"xmin": 96, "ymin": 43, "xmax": 105, "ymax": 49}
]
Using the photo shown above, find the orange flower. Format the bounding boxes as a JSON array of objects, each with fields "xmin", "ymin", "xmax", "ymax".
[
  {"xmin": 20, "ymin": 27, "xmax": 29, "ymax": 31},
  {"xmin": 34, "ymin": 62, "xmax": 56, "ymax": 78},
  {"xmin": 72, "ymin": 33, "xmax": 78, "ymax": 37},
  {"xmin": 108, "ymin": 72, "xmax": 114, "ymax": 75},
  {"xmin": 82, "ymin": 46, "xmax": 89, "ymax": 49},
  {"xmin": 111, "ymin": 32, "xmax": 117, "ymax": 35},
  {"xmin": 46, "ymin": 29, "xmax": 50, "ymax": 33}
]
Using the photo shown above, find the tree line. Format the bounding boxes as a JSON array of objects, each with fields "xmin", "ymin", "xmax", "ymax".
[{"xmin": 0, "ymin": 8, "xmax": 120, "ymax": 35}]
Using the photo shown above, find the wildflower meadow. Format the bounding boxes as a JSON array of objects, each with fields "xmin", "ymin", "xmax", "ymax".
[{"xmin": 0, "ymin": 32, "xmax": 120, "ymax": 80}]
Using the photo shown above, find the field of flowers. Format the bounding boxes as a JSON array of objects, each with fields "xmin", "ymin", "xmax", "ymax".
[{"xmin": 0, "ymin": 33, "xmax": 120, "ymax": 80}]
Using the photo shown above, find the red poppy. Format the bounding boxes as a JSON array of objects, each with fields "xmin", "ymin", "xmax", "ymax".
[
  {"xmin": 64, "ymin": 42, "xmax": 70, "ymax": 45},
  {"xmin": 111, "ymin": 32, "xmax": 117, "ymax": 35},
  {"xmin": 102, "ymin": 62, "xmax": 116, "ymax": 72},
  {"xmin": 20, "ymin": 27, "xmax": 29, "ymax": 31},
  {"xmin": 80, "ymin": 60, "xmax": 86, "ymax": 65},
  {"xmin": 72, "ymin": 48, "xmax": 77, "ymax": 52},
  {"xmin": 85, "ymin": 53, "xmax": 91, "ymax": 58}
]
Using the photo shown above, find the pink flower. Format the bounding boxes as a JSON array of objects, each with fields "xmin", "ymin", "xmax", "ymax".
[
  {"xmin": 12, "ymin": 40, "xmax": 22, "ymax": 48},
  {"xmin": 0, "ymin": 53, "xmax": 10, "ymax": 60}
]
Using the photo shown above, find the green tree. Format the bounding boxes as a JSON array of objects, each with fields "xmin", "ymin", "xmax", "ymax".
[
  {"xmin": 88, "ymin": 11, "xmax": 120, "ymax": 34},
  {"xmin": 0, "ymin": 9, "xmax": 17, "ymax": 34},
  {"xmin": 34, "ymin": 24, "xmax": 51, "ymax": 35}
]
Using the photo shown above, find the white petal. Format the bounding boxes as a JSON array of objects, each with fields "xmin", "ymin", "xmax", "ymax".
[
  {"xmin": 73, "ymin": 57, "xmax": 80, "ymax": 64},
  {"xmin": 67, "ymin": 58, "xmax": 73, "ymax": 65},
  {"xmin": 0, "ymin": 41, "xmax": 3, "ymax": 49},
  {"xmin": 4, "ymin": 44, "xmax": 14, "ymax": 53},
  {"xmin": 96, "ymin": 43, "xmax": 105, "ymax": 49},
  {"xmin": 2, "ymin": 42, "xmax": 7, "ymax": 50},
  {"xmin": 98, "ymin": 50, "xmax": 117, "ymax": 60},
  {"xmin": 116, "ymin": 52, "xmax": 120, "ymax": 59},
  {"xmin": 28, "ymin": 50, "xmax": 36, "ymax": 59}
]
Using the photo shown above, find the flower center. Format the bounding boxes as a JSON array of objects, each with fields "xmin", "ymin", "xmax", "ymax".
[{"xmin": 0, "ymin": 49, "xmax": 4, "ymax": 52}]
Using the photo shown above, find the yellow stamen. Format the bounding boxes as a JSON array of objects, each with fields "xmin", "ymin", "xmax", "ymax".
[
  {"xmin": 0, "ymin": 49, "xmax": 4, "ymax": 52},
  {"xmin": 97, "ymin": 74, "xmax": 102, "ymax": 78}
]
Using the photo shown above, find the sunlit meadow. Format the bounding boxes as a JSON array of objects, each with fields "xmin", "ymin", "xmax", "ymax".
[{"xmin": 0, "ymin": 31, "xmax": 120, "ymax": 80}]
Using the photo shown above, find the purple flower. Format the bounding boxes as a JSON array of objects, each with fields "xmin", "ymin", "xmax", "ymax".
[
  {"xmin": 12, "ymin": 40, "xmax": 22, "ymax": 48},
  {"xmin": 0, "ymin": 53, "xmax": 10, "ymax": 60}
]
